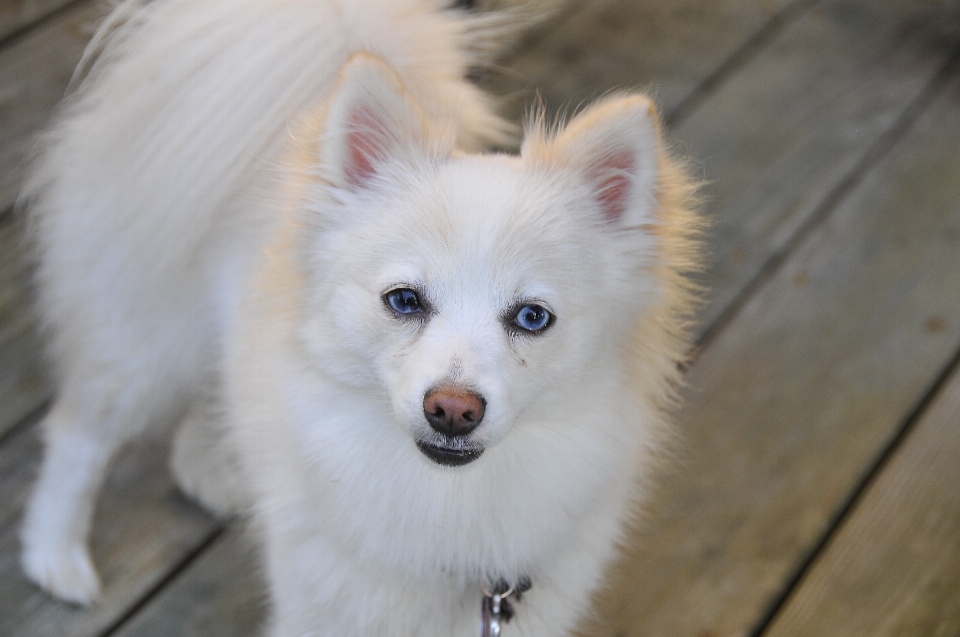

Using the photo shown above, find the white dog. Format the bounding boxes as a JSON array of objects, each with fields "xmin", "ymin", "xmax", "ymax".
[{"xmin": 20, "ymin": 1, "xmax": 701, "ymax": 635}]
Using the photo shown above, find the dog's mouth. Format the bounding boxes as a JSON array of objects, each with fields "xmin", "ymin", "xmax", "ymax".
[{"xmin": 416, "ymin": 436, "xmax": 484, "ymax": 467}]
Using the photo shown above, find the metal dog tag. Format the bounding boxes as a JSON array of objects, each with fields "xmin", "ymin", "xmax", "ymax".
[
  {"xmin": 480, "ymin": 577, "xmax": 529, "ymax": 637},
  {"xmin": 480, "ymin": 592, "xmax": 504, "ymax": 637}
]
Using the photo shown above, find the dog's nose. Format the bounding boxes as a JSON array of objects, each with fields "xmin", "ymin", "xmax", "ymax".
[{"xmin": 423, "ymin": 387, "xmax": 486, "ymax": 437}]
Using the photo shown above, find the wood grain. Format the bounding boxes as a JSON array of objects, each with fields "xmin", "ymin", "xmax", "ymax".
[
  {"xmin": 764, "ymin": 372, "xmax": 960, "ymax": 635},
  {"xmin": 486, "ymin": 0, "xmax": 799, "ymax": 123},
  {"xmin": 112, "ymin": 527, "xmax": 267, "ymax": 637},
  {"xmin": 600, "ymin": 47, "xmax": 960, "ymax": 637},
  {"xmin": 0, "ymin": 418, "xmax": 219, "ymax": 637},
  {"xmin": 0, "ymin": 0, "xmax": 78, "ymax": 43},
  {"xmin": 758, "ymin": 77, "xmax": 960, "ymax": 637},
  {"xmin": 675, "ymin": 0, "xmax": 960, "ymax": 334},
  {"xmin": 0, "ymin": 213, "xmax": 48, "ymax": 438},
  {"xmin": 0, "ymin": 0, "xmax": 99, "ymax": 214},
  {"xmin": 0, "ymin": 0, "xmax": 99, "ymax": 435}
]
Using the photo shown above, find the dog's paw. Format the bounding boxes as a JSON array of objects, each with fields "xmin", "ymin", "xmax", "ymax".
[{"xmin": 21, "ymin": 538, "xmax": 102, "ymax": 606}]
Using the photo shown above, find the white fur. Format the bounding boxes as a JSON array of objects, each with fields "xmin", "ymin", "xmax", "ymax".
[{"xmin": 21, "ymin": 0, "xmax": 701, "ymax": 634}]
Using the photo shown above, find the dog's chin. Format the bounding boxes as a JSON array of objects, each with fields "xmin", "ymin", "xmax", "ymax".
[{"xmin": 416, "ymin": 436, "xmax": 484, "ymax": 467}]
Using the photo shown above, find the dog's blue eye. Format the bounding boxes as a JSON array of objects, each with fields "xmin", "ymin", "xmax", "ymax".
[
  {"xmin": 513, "ymin": 304, "xmax": 551, "ymax": 333},
  {"xmin": 385, "ymin": 288, "xmax": 423, "ymax": 315}
]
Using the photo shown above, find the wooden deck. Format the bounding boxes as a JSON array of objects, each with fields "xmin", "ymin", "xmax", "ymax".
[{"xmin": 2, "ymin": 0, "xmax": 960, "ymax": 635}]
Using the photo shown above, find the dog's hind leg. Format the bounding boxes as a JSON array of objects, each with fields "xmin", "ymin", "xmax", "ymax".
[{"xmin": 170, "ymin": 383, "xmax": 246, "ymax": 519}]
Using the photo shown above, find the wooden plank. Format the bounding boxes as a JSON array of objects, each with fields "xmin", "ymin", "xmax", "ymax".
[
  {"xmin": 486, "ymin": 0, "xmax": 800, "ymax": 123},
  {"xmin": 0, "ymin": 418, "xmax": 220, "ymax": 637},
  {"xmin": 112, "ymin": 527, "xmax": 266, "ymax": 637},
  {"xmin": 599, "ymin": 51, "xmax": 960, "ymax": 637},
  {"xmin": 0, "ymin": 213, "xmax": 50, "ymax": 438},
  {"xmin": 0, "ymin": 0, "xmax": 79, "ymax": 42},
  {"xmin": 764, "ymin": 374, "xmax": 960, "ymax": 636},
  {"xmin": 758, "ymin": 80, "xmax": 960, "ymax": 637},
  {"xmin": 676, "ymin": 0, "xmax": 960, "ymax": 333},
  {"xmin": 0, "ymin": 0, "xmax": 98, "ymax": 214}
]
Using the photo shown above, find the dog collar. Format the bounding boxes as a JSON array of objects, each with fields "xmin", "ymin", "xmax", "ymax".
[{"xmin": 479, "ymin": 577, "xmax": 531, "ymax": 637}]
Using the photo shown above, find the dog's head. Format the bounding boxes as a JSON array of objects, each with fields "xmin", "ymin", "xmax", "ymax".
[{"xmin": 295, "ymin": 54, "xmax": 673, "ymax": 470}]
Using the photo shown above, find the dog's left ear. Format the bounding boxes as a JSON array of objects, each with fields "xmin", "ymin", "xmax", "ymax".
[
  {"xmin": 522, "ymin": 95, "xmax": 660, "ymax": 228},
  {"xmin": 320, "ymin": 53, "xmax": 432, "ymax": 191}
]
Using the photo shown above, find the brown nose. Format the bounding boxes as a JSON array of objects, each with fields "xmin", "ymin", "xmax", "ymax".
[{"xmin": 423, "ymin": 387, "xmax": 486, "ymax": 437}]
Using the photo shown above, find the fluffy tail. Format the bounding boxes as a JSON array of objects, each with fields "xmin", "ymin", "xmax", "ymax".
[{"xmin": 22, "ymin": 0, "xmax": 524, "ymax": 373}]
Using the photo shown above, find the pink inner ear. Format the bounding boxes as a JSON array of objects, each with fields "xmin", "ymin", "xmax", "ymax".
[
  {"xmin": 594, "ymin": 151, "xmax": 635, "ymax": 223},
  {"xmin": 345, "ymin": 106, "xmax": 385, "ymax": 187}
]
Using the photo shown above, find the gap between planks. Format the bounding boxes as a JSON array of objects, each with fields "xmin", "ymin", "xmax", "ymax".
[
  {"xmin": 762, "ymin": 317, "xmax": 960, "ymax": 635},
  {"xmin": 744, "ymin": 50, "xmax": 960, "ymax": 634},
  {"xmin": 665, "ymin": 0, "xmax": 818, "ymax": 128},
  {"xmin": 0, "ymin": 0, "xmax": 89, "ymax": 53},
  {"xmin": 0, "ymin": 397, "xmax": 49, "ymax": 450},
  {"xmin": 0, "ymin": 0, "xmax": 89, "ymax": 55},
  {"xmin": 753, "ymin": 316, "xmax": 960, "ymax": 637},
  {"xmin": 98, "ymin": 526, "xmax": 226, "ymax": 637},
  {"xmin": 695, "ymin": 42, "xmax": 960, "ymax": 354}
]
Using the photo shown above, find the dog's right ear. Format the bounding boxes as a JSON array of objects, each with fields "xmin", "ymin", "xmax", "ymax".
[
  {"xmin": 521, "ymin": 95, "xmax": 661, "ymax": 231},
  {"xmin": 319, "ymin": 54, "xmax": 430, "ymax": 191}
]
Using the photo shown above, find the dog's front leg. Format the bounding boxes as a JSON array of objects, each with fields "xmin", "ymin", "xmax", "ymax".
[{"xmin": 20, "ymin": 398, "xmax": 120, "ymax": 605}]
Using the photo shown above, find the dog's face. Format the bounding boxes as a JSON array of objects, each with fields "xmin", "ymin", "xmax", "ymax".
[{"xmin": 298, "ymin": 55, "xmax": 663, "ymax": 469}]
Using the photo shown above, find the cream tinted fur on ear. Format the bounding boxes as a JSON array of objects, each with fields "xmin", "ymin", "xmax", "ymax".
[
  {"xmin": 319, "ymin": 55, "xmax": 440, "ymax": 191},
  {"xmin": 523, "ymin": 95, "xmax": 660, "ymax": 227},
  {"xmin": 21, "ymin": 0, "xmax": 702, "ymax": 634}
]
